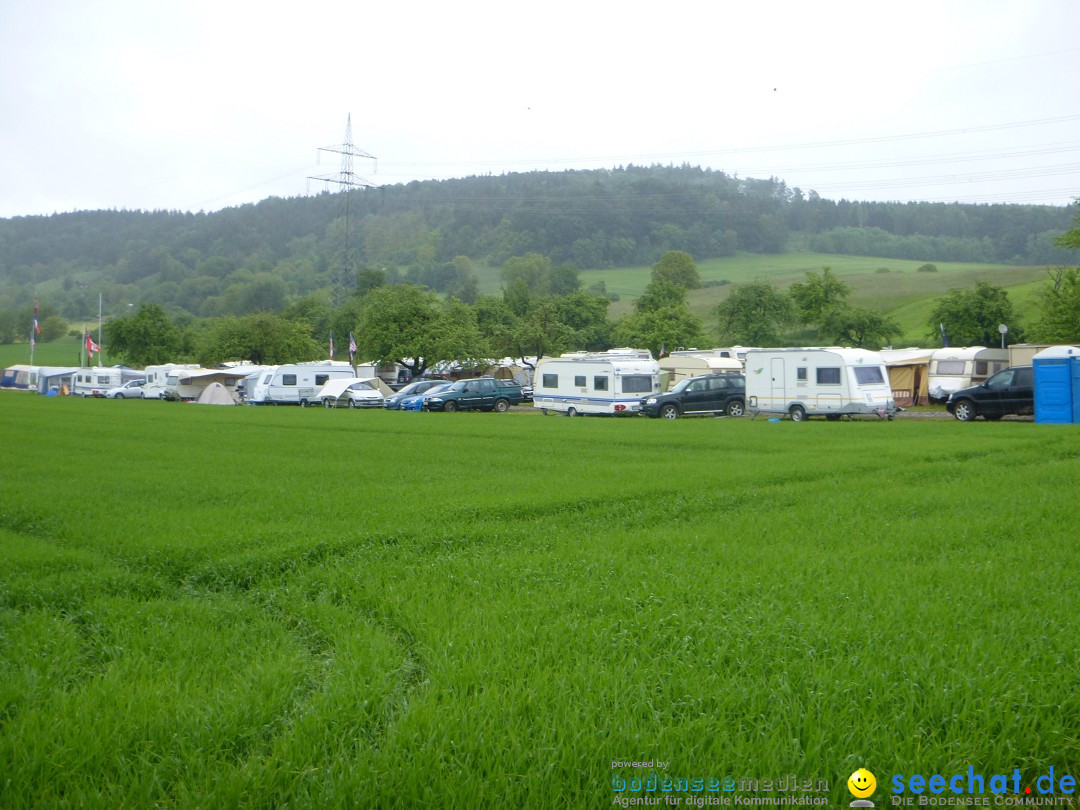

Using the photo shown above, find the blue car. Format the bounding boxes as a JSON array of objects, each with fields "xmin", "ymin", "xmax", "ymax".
[
  {"xmin": 397, "ymin": 382, "xmax": 453, "ymax": 411},
  {"xmin": 384, "ymin": 379, "xmax": 452, "ymax": 410}
]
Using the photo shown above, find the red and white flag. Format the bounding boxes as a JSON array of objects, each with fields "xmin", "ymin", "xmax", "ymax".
[
  {"xmin": 348, "ymin": 332, "xmax": 357, "ymax": 364},
  {"xmin": 329, "ymin": 331, "xmax": 335, "ymax": 360},
  {"xmin": 33, "ymin": 295, "xmax": 40, "ymax": 333},
  {"xmin": 85, "ymin": 332, "xmax": 100, "ymax": 357}
]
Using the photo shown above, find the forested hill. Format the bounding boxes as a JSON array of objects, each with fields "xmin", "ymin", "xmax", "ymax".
[{"xmin": 1, "ymin": 165, "xmax": 1075, "ymax": 317}]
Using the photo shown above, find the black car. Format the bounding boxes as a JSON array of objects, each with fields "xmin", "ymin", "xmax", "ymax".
[
  {"xmin": 640, "ymin": 373, "xmax": 746, "ymax": 419},
  {"xmin": 946, "ymin": 365, "xmax": 1034, "ymax": 421}
]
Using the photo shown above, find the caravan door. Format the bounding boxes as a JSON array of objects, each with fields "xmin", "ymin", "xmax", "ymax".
[{"xmin": 770, "ymin": 358, "xmax": 785, "ymax": 409}]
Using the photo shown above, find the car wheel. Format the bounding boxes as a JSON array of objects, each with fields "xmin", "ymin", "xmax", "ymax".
[
  {"xmin": 300, "ymin": 399, "xmax": 308, "ymax": 408},
  {"xmin": 494, "ymin": 398, "xmax": 510, "ymax": 413},
  {"xmin": 660, "ymin": 403, "xmax": 679, "ymax": 419},
  {"xmin": 953, "ymin": 400, "xmax": 976, "ymax": 422},
  {"xmin": 115, "ymin": 393, "xmax": 124, "ymax": 400},
  {"xmin": 347, "ymin": 399, "xmax": 357, "ymax": 409},
  {"xmin": 566, "ymin": 407, "xmax": 578, "ymax": 417},
  {"xmin": 444, "ymin": 401, "xmax": 458, "ymax": 412},
  {"xmin": 726, "ymin": 399, "xmax": 744, "ymax": 417},
  {"xmin": 323, "ymin": 399, "xmax": 333, "ymax": 408},
  {"xmin": 789, "ymin": 404, "xmax": 807, "ymax": 422}
]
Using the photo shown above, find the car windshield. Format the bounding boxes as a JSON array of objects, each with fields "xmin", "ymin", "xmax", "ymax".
[
  {"xmin": 396, "ymin": 381, "xmax": 426, "ymax": 396},
  {"xmin": 670, "ymin": 379, "xmax": 696, "ymax": 393},
  {"xmin": 425, "ymin": 383, "xmax": 453, "ymax": 395}
]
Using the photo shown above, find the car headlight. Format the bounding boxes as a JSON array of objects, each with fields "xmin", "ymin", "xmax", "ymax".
[{"xmin": 645, "ymin": 397, "xmax": 657, "ymax": 405}]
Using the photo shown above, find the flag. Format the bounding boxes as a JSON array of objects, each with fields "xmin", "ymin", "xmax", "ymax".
[
  {"xmin": 659, "ymin": 343, "xmax": 666, "ymax": 358},
  {"xmin": 939, "ymin": 323, "xmax": 948, "ymax": 347},
  {"xmin": 85, "ymin": 332, "xmax": 100, "ymax": 358},
  {"xmin": 33, "ymin": 295, "xmax": 40, "ymax": 333},
  {"xmin": 348, "ymin": 332, "xmax": 357, "ymax": 365},
  {"xmin": 329, "ymin": 331, "xmax": 335, "ymax": 360}
]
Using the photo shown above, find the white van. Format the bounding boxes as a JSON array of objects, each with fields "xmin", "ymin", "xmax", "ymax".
[
  {"xmin": 533, "ymin": 349, "xmax": 660, "ymax": 416},
  {"xmin": 927, "ymin": 347, "xmax": 1009, "ymax": 403},
  {"xmin": 249, "ymin": 362, "xmax": 359, "ymax": 406},
  {"xmin": 744, "ymin": 348, "xmax": 895, "ymax": 421}
]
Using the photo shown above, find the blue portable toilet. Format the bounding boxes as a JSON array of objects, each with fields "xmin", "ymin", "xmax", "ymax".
[{"xmin": 1033, "ymin": 346, "xmax": 1080, "ymax": 424}]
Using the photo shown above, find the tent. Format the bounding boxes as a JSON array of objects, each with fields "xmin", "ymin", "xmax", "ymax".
[
  {"xmin": 195, "ymin": 382, "xmax": 235, "ymax": 405},
  {"xmin": 879, "ymin": 348, "xmax": 934, "ymax": 407}
]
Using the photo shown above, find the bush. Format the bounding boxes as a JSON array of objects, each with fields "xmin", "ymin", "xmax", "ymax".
[{"xmin": 917, "ymin": 263, "xmax": 939, "ymax": 273}]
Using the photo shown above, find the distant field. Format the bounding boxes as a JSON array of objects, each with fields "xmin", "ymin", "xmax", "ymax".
[
  {"xmin": 1, "ymin": 395, "xmax": 1076, "ymax": 808},
  {"xmin": 573, "ymin": 253, "xmax": 1049, "ymax": 345}
]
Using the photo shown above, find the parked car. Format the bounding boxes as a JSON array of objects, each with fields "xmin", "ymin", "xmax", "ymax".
[
  {"xmin": 384, "ymin": 379, "xmax": 452, "ymax": 410},
  {"xmin": 400, "ymin": 382, "xmax": 453, "ymax": 411},
  {"xmin": 104, "ymin": 380, "xmax": 146, "ymax": 399},
  {"xmin": 946, "ymin": 365, "xmax": 1034, "ymax": 421},
  {"xmin": 640, "ymin": 373, "xmax": 745, "ymax": 419},
  {"xmin": 423, "ymin": 377, "xmax": 526, "ymax": 412},
  {"xmin": 314, "ymin": 378, "xmax": 384, "ymax": 409}
]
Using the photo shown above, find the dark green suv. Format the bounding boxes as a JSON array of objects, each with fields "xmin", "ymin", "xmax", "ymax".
[{"xmin": 423, "ymin": 377, "xmax": 526, "ymax": 412}]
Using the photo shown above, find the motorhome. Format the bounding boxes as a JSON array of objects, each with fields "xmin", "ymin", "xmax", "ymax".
[
  {"xmin": 744, "ymin": 348, "xmax": 895, "ymax": 421},
  {"xmin": 249, "ymin": 362, "xmax": 360, "ymax": 406},
  {"xmin": 532, "ymin": 349, "xmax": 660, "ymax": 416},
  {"xmin": 143, "ymin": 364, "xmax": 201, "ymax": 399},
  {"xmin": 659, "ymin": 350, "xmax": 743, "ymax": 390},
  {"xmin": 927, "ymin": 347, "xmax": 1009, "ymax": 403}
]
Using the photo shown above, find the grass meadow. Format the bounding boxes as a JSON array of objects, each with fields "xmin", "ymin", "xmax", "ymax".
[{"xmin": 1, "ymin": 395, "xmax": 1078, "ymax": 808}]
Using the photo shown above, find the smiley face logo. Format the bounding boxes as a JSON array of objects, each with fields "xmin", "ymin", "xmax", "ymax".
[{"xmin": 848, "ymin": 769, "xmax": 876, "ymax": 799}]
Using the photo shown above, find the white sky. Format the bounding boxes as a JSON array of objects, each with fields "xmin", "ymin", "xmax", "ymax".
[{"xmin": 2, "ymin": 0, "xmax": 1079, "ymax": 218}]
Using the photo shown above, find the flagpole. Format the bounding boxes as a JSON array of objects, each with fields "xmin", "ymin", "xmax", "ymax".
[
  {"xmin": 97, "ymin": 293, "xmax": 103, "ymax": 367},
  {"xmin": 81, "ymin": 324, "xmax": 87, "ymax": 368}
]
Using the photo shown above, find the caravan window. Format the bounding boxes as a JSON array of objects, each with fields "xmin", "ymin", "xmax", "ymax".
[
  {"xmin": 282, "ymin": 374, "xmax": 297, "ymax": 386},
  {"xmin": 542, "ymin": 374, "xmax": 558, "ymax": 388},
  {"xmin": 935, "ymin": 360, "xmax": 965, "ymax": 375},
  {"xmin": 816, "ymin": 368, "xmax": 842, "ymax": 385},
  {"xmin": 594, "ymin": 376, "xmax": 609, "ymax": 391},
  {"xmin": 797, "ymin": 367, "xmax": 807, "ymax": 381},
  {"xmin": 574, "ymin": 375, "xmax": 586, "ymax": 387},
  {"xmin": 853, "ymin": 366, "xmax": 885, "ymax": 385},
  {"xmin": 315, "ymin": 374, "xmax": 329, "ymax": 386},
  {"xmin": 621, "ymin": 375, "xmax": 653, "ymax": 394}
]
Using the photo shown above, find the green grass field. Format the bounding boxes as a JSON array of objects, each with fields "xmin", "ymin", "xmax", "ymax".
[{"xmin": 1, "ymin": 395, "xmax": 1077, "ymax": 808}]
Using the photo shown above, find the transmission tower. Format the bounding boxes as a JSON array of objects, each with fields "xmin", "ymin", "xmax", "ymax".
[{"xmin": 309, "ymin": 115, "xmax": 379, "ymax": 308}]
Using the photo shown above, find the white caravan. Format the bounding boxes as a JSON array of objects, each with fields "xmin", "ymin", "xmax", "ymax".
[
  {"xmin": 532, "ymin": 349, "xmax": 660, "ymax": 416},
  {"xmin": 143, "ymin": 364, "xmax": 200, "ymax": 399},
  {"xmin": 71, "ymin": 367, "xmax": 125, "ymax": 398},
  {"xmin": 249, "ymin": 361, "xmax": 360, "ymax": 406},
  {"xmin": 927, "ymin": 346, "xmax": 1009, "ymax": 403},
  {"xmin": 744, "ymin": 348, "xmax": 895, "ymax": 421}
]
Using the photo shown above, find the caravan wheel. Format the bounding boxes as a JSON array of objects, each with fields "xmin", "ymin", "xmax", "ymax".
[
  {"xmin": 566, "ymin": 407, "xmax": 578, "ymax": 417},
  {"xmin": 789, "ymin": 404, "xmax": 807, "ymax": 422},
  {"xmin": 347, "ymin": 399, "xmax": 357, "ymax": 409}
]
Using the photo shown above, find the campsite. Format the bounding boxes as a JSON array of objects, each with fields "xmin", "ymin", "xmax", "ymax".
[{"xmin": 1, "ymin": 393, "xmax": 1076, "ymax": 808}]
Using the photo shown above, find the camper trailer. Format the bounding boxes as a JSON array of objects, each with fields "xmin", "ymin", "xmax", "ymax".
[
  {"xmin": 532, "ymin": 349, "xmax": 660, "ymax": 416},
  {"xmin": 927, "ymin": 347, "xmax": 1009, "ymax": 403},
  {"xmin": 249, "ymin": 362, "xmax": 360, "ymax": 406},
  {"xmin": 659, "ymin": 351, "xmax": 743, "ymax": 390},
  {"xmin": 143, "ymin": 364, "xmax": 201, "ymax": 399},
  {"xmin": 71, "ymin": 367, "xmax": 127, "ymax": 398},
  {"xmin": 744, "ymin": 348, "xmax": 896, "ymax": 421}
]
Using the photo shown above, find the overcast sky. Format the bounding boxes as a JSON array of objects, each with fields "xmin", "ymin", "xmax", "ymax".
[{"xmin": 2, "ymin": 0, "xmax": 1079, "ymax": 219}]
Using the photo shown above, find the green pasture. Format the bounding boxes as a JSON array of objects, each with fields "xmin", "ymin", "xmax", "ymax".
[{"xmin": 1, "ymin": 395, "xmax": 1077, "ymax": 808}]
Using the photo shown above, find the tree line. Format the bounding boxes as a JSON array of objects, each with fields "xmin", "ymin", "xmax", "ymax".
[{"xmin": 1, "ymin": 166, "xmax": 1076, "ymax": 329}]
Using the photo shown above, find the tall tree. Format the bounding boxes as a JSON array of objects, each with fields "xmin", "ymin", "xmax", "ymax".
[
  {"xmin": 196, "ymin": 313, "xmax": 320, "ymax": 365},
  {"xmin": 1032, "ymin": 267, "xmax": 1080, "ymax": 343},
  {"xmin": 928, "ymin": 281, "xmax": 1022, "ymax": 346},
  {"xmin": 650, "ymin": 251, "xmax": 701, "ymax": 290},
  {"xmin": 788, "ymin": 267, "xmax": 850, "ymax": 326},
  {"xmin": 716, "ymin": 281, "xmax": 796, "ymax": 345},
  {"xmin": 104, "ymin": 302, "xmax": 183, "ymax": 365}
]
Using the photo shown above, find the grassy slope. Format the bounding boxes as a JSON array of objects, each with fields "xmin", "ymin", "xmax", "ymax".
[{"xmin": 1, "ymin": 396, "xmax": 1077, "ymax": 808}]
